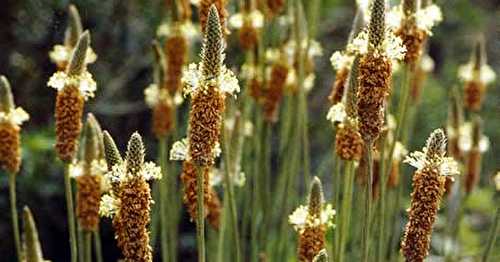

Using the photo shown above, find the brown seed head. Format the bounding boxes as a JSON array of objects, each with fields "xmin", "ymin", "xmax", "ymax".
[
  {"xmin": 0, "ymin": 122, "xmax": 21, "ymax": 174},
  {"xmin": 76, "ymin": 174, "xmax": 102, "ymax": 231},
  {"xmin": 328, "ymin": 67, "xmax": 348, "ymax": 105},
  {"xmin": 113, "ymin": 177, "xmax": 153, "ymax": 262},
  {"xmin": 239, "ymin": 21, "xmax": 259, "ymax": 50},
  {"xmin": 395, "ymin": 25, "xmax": 426, "ymax": 66},
  {"xmin": 357, "ymin": 53, "xmax": 392, "ymax": 142},
  {"xmin": 267, "ymin": 0, "xmax": 285, "ymax": 16},
  {"xmin": 55, "ymin": 85, "xmax": 84, "ymax": 162},
  {"xmin": 67, "ymin": 31, "xmax": 90, "ymax": 76},
  {"xmin": 298, "ymin": 225, "xmax": 326, "ymax": 262},
  {"xmin": 165, "ymin": 34, "xmax": 188, "ymax": 93},
  {"xmin": 463, "ymin": 80, "xmax": 485, "ymax": 111},
  {"xmin": 401, "ymin": 166, "xmax": 446, "ymax": 261},
  {"xmin": 180, "ymin": 161, "xmax": 212, "ymax": 222},
  {"xmin": 335, "ymin": 122, "xmax": 364, "ymax": 161},
  {"xmin": 263, "ymin": 63, "xmax": 288, "ymax": 122}
]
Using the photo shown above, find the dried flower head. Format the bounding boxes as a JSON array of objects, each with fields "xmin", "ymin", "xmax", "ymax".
[
  {"xmin": 335, "ymin": 120, "xmax": 364, "ymax": 161},
  {"xmin": 49, "ymin": 5, "xmax": 97, "ymax": 70},
  {"xmin": 0, "ymin": 76, "xmax": 29, "ymax": 174},
  {"xmin": 99, "ymin": 132, "xmax": 160, "ymax": 262},
  {"xmin": 163, "ymin": 28, "xmax": 189, "ymax": 94},
  {"xmin": 401, "ymin": 129, "xmax": 459, "ymax": 261},
  {"xmin": 22, "ymin": 206, "xmax": 48, "ymax": 262},
  {"xmin": 229, "ymin": 10, "xmax": 264, "ymax": 50},
  {"xmin": 290, "ymin": 177, "xmax": 335, "ymax": 261},
  {"xmin": 267, "ymin": 0, "xmax": 286, "ymax": 16},
  {"xmin": 263, "ymin": 61, "xmax": 288, "ymax": 122}
]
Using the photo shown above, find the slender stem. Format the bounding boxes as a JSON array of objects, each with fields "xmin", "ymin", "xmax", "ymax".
[
  {"xmin": 84, "ymin": 232, "xmax": 92, "ymax": 262},
  {"xmin": 64, "ymin": 164, "xmax": 78, "ymax": 262},
  {"xmin": 195, "ymin": 165, "xmax": 206, "ymax": 262},
  {"xmin": 216, "ymin": 194, "xmax": 228, "ymax": 262},
  {"xmin": 385, "ymin": 66, "xmax": 411, "ymax": 182},
  {"xmin": 482, "ymin": 207, "xmax": 500, "ymax": 262},
  {"xmin": 377, "ymin": 135, "xmax": 387, "ymax": 262},
  {"xmin": 93, "ymin": 231, "xmax": 103, "ymax": 262},
  {"xmin": 159, "ymin": 137, "xmax": 169, "ymax": 262},
  {"xmin": 8, "ymin": 172, "xmax": 23, "ymax": 262},
  {"xmin": 338, "ymin": 161, "xmax": 355, "ymax": 262},
  {"xmin": 78, "ymin": 223, "xmax": 85, "ymax": 262},
  {"xmin": 361, "ymin": 141, "xmax": 374, "ymax": 262}
]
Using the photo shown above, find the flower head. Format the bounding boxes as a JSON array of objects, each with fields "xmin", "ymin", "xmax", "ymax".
[
  {"xmin": 289, "ymin": 204, "xmax": 336, "ymax": 232},
  {"xmin": 229, "ymin": 10, "xmax": 264, "ymax": 29},
  {"xmin": 326, "ymin": 102, "xmax": 347, "ymax": 124},
  {"xmin": 349, "ymin": 29, "xmax": 406, "ymax": 61},
  {"xmin": 457, "ymin": 122, "xmax": 490, "ymax": 153},
  {"xmin": 387, "ymin": 4, "xmax": 442, "ymax": 35},
  {"xmin": 458, "ymin": 63, "xmax": 496, "ymax": 85},
  {"xmin": 169, "ymin": 137, "xmax": 221, "ymax": 161},
  {"xmin": 404, "ymin": 129, "xmax": 459, "ymax": 176},
  {"xmin": 157, "ymin": 21, "xmax": 199, "ymax": 40}
]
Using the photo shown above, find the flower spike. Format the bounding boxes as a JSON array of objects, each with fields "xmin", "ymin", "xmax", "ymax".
[
  {"xmin": 67, "ymin": 31, "xmax": 90, "ymax": 76},
  {"xmin": 64, "ymin": 4, "xmax": 83, "ymax": 48}
]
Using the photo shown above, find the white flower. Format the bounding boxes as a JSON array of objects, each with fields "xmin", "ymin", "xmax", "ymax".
[
  {"xmin": 0, "ymin": 107, "xmax": 29, "ymax": 125},
  {"xmin": 144, "ymin": 83, "xmax": 171, "ymax": 108},
  {"xmin": 49, "ymin": 45, "xmax": 97, "ymax": 66},
  {"xmin": 99, "ymin": 194, "xmax": 120, "ymax": 218},
  {"xmin": 69, "ymin": 159, "xmax": 107, "ymax": 180},
  {"xmin": 420, "ymin": 54, "xmax": 435, "ymax": 72},
  {"xmin": 330, "ymin": 51, "xmax": 353, "ymax": 70},
  {"xmin": 229, "ymin": 10, "xmax": 264, "ymax": 29},
  {"xmin": 47, "ymin": 71, "xmax": 97, "ymax": 100},
  {"xmin": 284, "ymin": 39, "xmax": 323, "ymax": 61},
  {"xmin": 457, "ymin": 122, "xmax": 490, "ymax": 153},
  {"xmin": 69, "ymin": 161, "xmax": 84, "ymax": 178},
  {"xmin": 289, "ymin": 204, "xmax": 336, "ymax": 232},
  {"xmin": 404, "ymin": 147, "xmax": 460, "ymax": 177},
  {"xmin": 387, "ymin": 4, "xmax": 442, "ymax": 34},
  {"xmin": 458, "ymin": 62, "xmax": 496, "ymax": 85},
  {"xmin": 104, "ymin": 160, "xmax": 162, "ymax": 184},
  {"xmin": 348, "ymin": 30, "xmax": 406, "ymax": 61},
  {"xmin": 182, "ymin": 63, "xmax": 240, "ymax": 97},
  {"xmin": 303, "ymin": 74, "xmax": 315, "ymax": 92},
  {"xmin": 209, "ymin": 168, "xmax": 246, "ymax": 187},
  {"xmin": 169, "ymin": 137, "xmax": 222, "ymax": 161},
  {"xmin": 225, "ymin": 117, "xmax": 254, "ymax": 137},
  {"xmin": 157, "ymin": 21, "xmax": 199, "ymax": 39},
  {"xmin": 393, "ymin": 142, "xmax": 408, "ymax": 161},
  {"xmin": 327, "ymin": 103, "xmax": 347, "ymax": 124}
]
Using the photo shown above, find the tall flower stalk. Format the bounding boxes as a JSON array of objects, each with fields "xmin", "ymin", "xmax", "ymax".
[
  {"xmin": 22, "ymin": 207, "xmax": 49, "ymax": 262},
  {"xmin": 1, "ymin": 75, "xmax": 30, "ymax": 262},
  {"xmin": 100, "ymin": 132, "xmax": 162, "ymax": 262},
  {"xmin": 48, "ymin": 30, "xmax": 97, "ymax": 262},
  {"xmin": 289, "ymin": 177, "xmax": 335, "ymax": 261},
  {"xmin": 401, "ymin": 129, "xmax": 459, "ymax": 261},
  {"xmin": 178, "ymin": 5, "xmax": 240, "ymax": 262}
]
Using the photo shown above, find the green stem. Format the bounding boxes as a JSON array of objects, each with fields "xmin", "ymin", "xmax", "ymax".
[
  {"xmin": 216, "ymin": 194, "xmax": 228, "ymax": 262},
  {"xmin": 338, "ymin": 161, "xmax": 355, "ymax": 262},
  {"xmin": 64, "ymin": 164, "xmax": 78, "ymax": 262},
  {"xmin": 482, "ymin": 207, "xmax": 500, "ymax": 262},
  {"xmin": 8, "ymin": 172, "xmax": 23, "ymax": 262},
  {"xmin": 93, "ymin": 231, "xmax": 103, "ymax": 262},
  {"xmin": 159, "ymin": 137, "xmax": 169, "ymax": 262},
  {"xmin": 195, "ymin": 165, "xmax": 206, "ymax": 262},
  {"xmin": 361, "ymin": 140, "xmax": 374, "ymax": 262},
  {"xmin": 377, "ymin": 135, "xmax": 387, "ymax": 262},
  {"xmin": 78, "ymin": 223, "xmax": 84, "ymax": 262},
  {"xmin": 84, "ymin": 232, "xmax": 91, "ymax": 262}
]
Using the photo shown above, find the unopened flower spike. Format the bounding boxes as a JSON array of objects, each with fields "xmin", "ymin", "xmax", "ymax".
[
  {"xmin": 50, "ymin": 5, "xmax": 96, "ymax": 70},
  {"xmin": 402, "ymin": 128, "xmax": 459, "ymax": 261},
  {"xmin": 199, "ymin": 0, "xmax": 229, "ymax": 36},
  {"xmin": 103, "ymin": 131, "xmax": 123, "ymax": 169},
  {"xmin": 464, "ymin": 116, "xmax": 486, "ymax": 193},
  {"xmin": 0, "ymin": 76, "xmax": 29, "ymax": 174},
  {"xmin": 22, "ymin": 206, "xmax": 49, "ymax": 262},
  {"xmin": 290, "ymin": 177, "xmax": 335, "ymax": 262}
]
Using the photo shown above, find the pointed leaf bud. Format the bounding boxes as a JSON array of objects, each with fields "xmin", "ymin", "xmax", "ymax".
[
  {"xmin": 64, "ymin": 4, "xmax": 83, "ymax": 48},
  {"xmin": 87, "ymin": 114, "xmax": 105, "ymax": 160},
  {"xmin": 103, "ymin": 131, "xmax": 123, "ymax": 169},
  {"xmin": 82, "ymin": 114, "xmax": 99, "ymax": 164},
  {"xmin": 425, "ymin": 128, "xmax": 446, "ymax": 161},
  {"xmin": 152, "ymin": 40, "xmax": 167, "ymax": 87},
  {"xmin": 125, "ymin": 132, "xmax": 145, "ymax": 176},
  {"xmin": 368, "ymin": 0, "xmax": 386, "ymax": 50},
  {"xmin": 67, "ymin": 31, "xmax": 90, "ymax": 76},
  {"xmin": 23, "ymin": 206, "xmax": 46, "ymax": 262},
  {"xmin": 201, "ymin": 5, "xmax": 223, "ymax": 80},
  {"xmin": 308, "ymin": 177, "xmax": 324, "ymax": 218},
  {"xmin": 0, "ymin": 75, "xmax": 15, "ymax": 113}
]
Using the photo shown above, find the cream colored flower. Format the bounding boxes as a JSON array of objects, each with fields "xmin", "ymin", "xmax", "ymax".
[
  {"xmin": 47, "ymin": 71, "xmax": 97, "ymax": 100},
  {"xmin": 393, "ymin": 142, "xmax": 408, "ymax": 161},
  {"xmin": 458, "ymin": 62, "xmax": 496, "ymax": 85},
  {"xmin": 69, "ymin": 159, "xmax": 107, "ymax": 178},
  {"xmin": 182, "ymin": 63, "xmax": 240, "ymax": 97},
  {"xmin": 330, "ymin": 51, "xmax": 354, "ymax": 71},
  {"xmin": 348, "ymin": 30, "xmax": 406, "ymax": 61},
  {"xmin": 104, "ymin": 160, "xmax": 162, "ymax": 184},
  {"xmin": 229, "ymin": 10, "xmax": 264, "ymax": 29},
  {"xmin": 225, "ymin": 117, "xmax": 254, "ymax": 137},
  {"xmin": 387, "ymin": 4, "xmax": 442, "ymax": 35},
  {"xmin": 404, "ymin": 148, "xmax": 459, "ymax": 177},
  {"xmin": 0, "ymin": 107, "xmax": 29, "ymax": 125},
  {"xmin": 284, "ymin": 39, "xmax": 323, "ymax": 61},
  {"xmin": 209, "ymin": 168, "xmax": 246, "ymax": 187},
  {"xmin": 157, "ymin": 21, "xmax": 199, "ymax": 39},
  {"xmin": 326, "ymin": 102, "xmax": 347, "ymax": 124},
  {"xmin": 49, "ymin": 45, "xmax": 97, "ymax": 66},
  {"xmin": 420, "ymin": 54, "xmax": 435, "ymax": 72},
  {"xmin": 143, "ymin": 83, "xmax": 172, "ymax": 108},
  {"xmin": 289, "ymin": 204, "xmax": 336, "ymax": 232},
  {"xmin": 169, "ymin": 137, "xmax": 221, "ymax": 161},
  {"xmin": 99, "ymin": 194, "xmax": 120, "ymax": 218},
  {"xmin": 457, "ymin": 122, "xmax": 490, "ymax": 153}
]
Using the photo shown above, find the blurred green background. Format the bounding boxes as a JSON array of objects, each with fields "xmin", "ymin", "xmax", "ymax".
[{"xmin": 0, "ymin": 0, "xmax": 498, "ymax": 261}]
